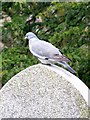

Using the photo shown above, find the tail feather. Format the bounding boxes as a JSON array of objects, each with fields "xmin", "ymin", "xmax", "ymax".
[
  {"xmin": 58, "ymin": 61, "xmax": 76, "ymax": 74},
  {"xmin": 53, "ymin": 54, "xmax": 70, "ymax": 62}
]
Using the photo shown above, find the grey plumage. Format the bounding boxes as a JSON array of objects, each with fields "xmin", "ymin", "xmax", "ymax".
[{"xmin": 25, "ymin": 32, "xmax": 76, "ymax": 73}]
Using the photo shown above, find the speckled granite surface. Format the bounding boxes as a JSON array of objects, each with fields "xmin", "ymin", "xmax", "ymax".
[{"xmin": 0, "ymin": 64, "xmax": 89, "ymax": 118}]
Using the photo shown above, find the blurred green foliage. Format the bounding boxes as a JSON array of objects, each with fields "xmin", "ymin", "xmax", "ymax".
[{"xmin": 1, "ymin": 2, "xmax": 90, "ymax": 88}]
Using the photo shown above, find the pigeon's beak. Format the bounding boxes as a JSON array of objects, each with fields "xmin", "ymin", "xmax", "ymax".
[{"xmin": 24, "ymin": 36, "xmax": 27, "ymax": 39}]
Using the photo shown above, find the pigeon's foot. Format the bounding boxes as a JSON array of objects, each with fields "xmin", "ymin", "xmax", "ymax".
[{"xmin": 41, "ymin": 63, "xmax": 51, "ymax": 66}]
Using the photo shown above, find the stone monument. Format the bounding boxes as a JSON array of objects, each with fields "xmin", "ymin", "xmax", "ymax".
[{"xmin": 0, "ymin": 64, "xmax": 89, "ymax": 118}]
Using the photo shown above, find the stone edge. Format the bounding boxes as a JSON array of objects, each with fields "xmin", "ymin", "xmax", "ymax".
[{"xmin": 43, "ymin": 64, "xmax": 90, "ymax": 107}]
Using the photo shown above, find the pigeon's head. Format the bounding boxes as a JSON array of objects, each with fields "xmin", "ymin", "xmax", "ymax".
[{"xmin": 25, "ymin": 32, "xmax": 37, "ymax": 40}]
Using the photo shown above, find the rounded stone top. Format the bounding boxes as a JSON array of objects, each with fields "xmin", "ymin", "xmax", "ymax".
[{"xmin": 0, "ymin": 64, "xmax": 89, "ymax": 118}]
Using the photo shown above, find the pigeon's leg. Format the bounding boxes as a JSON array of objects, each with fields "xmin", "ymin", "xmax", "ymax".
[
  {"xmin": 41, "ymin": 62, "xmax": 51, "ymax": 66},
  {"xmin": 38, "ymin": 58, "xmax": 51, "ymax": 66}
]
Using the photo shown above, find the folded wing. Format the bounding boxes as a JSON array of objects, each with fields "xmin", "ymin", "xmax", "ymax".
[{"xmin": 30, "ymin": 40, "xmax": 70, "ymax": 62}]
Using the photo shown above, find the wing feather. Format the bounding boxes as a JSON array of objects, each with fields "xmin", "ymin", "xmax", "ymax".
[{"xmin": 30, "ymin": 39, "xmax": 70, "ymax": 62}]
